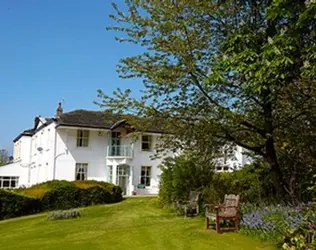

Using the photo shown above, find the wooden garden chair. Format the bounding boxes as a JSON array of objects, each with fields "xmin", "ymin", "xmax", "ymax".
[
  {"xmin": 177, "ymin": 191, "xmax": 201, "ymax": 217},
  {"xmin": 205, "ymin": 194, "xmax": 240, "ymax": 233}
]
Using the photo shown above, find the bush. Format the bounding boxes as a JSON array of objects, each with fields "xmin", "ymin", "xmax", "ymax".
[
  {"xmin": 158, "ymin": 153, "xmax": 214, "ymax": 206},
  {"xmin": 41, "ymin": 186, "xmax": 82, "ymax": 210},
  {"xmin": 47, "ymin": 209, "xmax": 81, "ymax": 220},
  {"xmin": 0, "ymin": 189, "xmax": 42, "ymax": 220},
  {"xmin": 40, "ymin": 180, "xmax": 123, "ymax": 211},
  {"xmin": 15, "ymin": 180, "xmax": 76, "ymax": 198},
  {"xmin": 159, "ymin": 152, "xmax": 275, "ymax": 210}
]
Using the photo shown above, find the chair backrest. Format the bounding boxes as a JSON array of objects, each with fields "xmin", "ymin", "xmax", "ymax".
[
  {"xmin": 223, "ymin": 194, "xmax": 240, "ymax": 215},
  {"xmin": 188, "ymin": 191, "xmax": 200, "ymax": 203}
]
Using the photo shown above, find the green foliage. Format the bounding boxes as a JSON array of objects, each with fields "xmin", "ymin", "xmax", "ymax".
[
  {"xmin": 16, "ymin": 180, "xmax": 76, "ymax": 198},
  {"xmin": 102, "ymin": 0, "xmax": 316, "ymax": 201},
  {"xmin": 282, "ymin": 208, "xmax": 316, "ymax": 249},
  {"xmin": 0, "ymin": 189, "xmax": 42, "ymax": 220},
  {"xmin": 0, "ymin": 149, "xmax": 9, "ymax": 166},
  {"xmin": 15, "ymin": 180, "xmax": 123, "ymax": 204},
  {"xmin": 159, "ymin": 152, "xmax": 275, "ymax": 209},
  {"xmin": 240, "ymin": 203, "xmax": 316, "ymax": 248},
  {"xmin": 204, "ymin": 164, "xmax": 275, "ymax": 205},
  {"xmin": 47, "ymin": 209, "xmax": 81, "ymax": 220},
  {"xmin": 158, "ymin": 152, "xmax": 214, "ymax": 206},
  {"xmin": 40, "ymin": 181, "xmax": 123, "ymax": 211},
  {"xmin": 41, "ymin": 186, "xmax": 82, "ymax": 211}
]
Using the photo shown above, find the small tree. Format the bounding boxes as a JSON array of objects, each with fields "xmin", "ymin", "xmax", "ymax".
[{"xmin": 0, "ymin": 149, "xmax": 9, "ymax": 166}]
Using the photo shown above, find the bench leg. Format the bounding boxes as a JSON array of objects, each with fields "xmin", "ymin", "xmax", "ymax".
[
  {"xmin": 235, "ymin": 217, "xmax": 239, "ymax": 232},
  {"xmin": 216, "ymin": 217, "xmax": 220, "ymax": 233},
  {"xmin": 205, "ymin": 217, "xmax": 209, "ymax": 229}
]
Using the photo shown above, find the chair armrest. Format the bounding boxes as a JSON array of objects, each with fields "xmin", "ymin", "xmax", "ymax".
[{"xmin": 205, "ymin": 204, "xmax": 219, "ymax": 214}]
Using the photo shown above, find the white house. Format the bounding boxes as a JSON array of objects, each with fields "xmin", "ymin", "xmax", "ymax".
[{"xmin": 0, "ymin": 104, "xmax": 251, "ymax": 195}]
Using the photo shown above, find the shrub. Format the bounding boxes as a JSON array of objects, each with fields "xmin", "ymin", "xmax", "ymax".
[
  {"xmin": 0, "ymin": 189, "xmax": 42, "ymax": 220},
  {"xmin": 40, "ymin": 180, "xmax": 123, "ymax": 211},
  {"xmin": 158, "ymin": 153, "xmax": 214, "ymax": 206},
  {"xmin": 41, "ymin": 186, "xmax": 82, "ymax": 210},
  {"xmin": 15, "ymin": 180, "xmax": 76, "ymax": 198},
  {"xmin": 89, "ymin": 186, "xmax": 112, "ymax": 204},
  {"xmin": 48, "ymin": 209, "xmax": 81, "ymax": 220},
  {"xmin": 159, "ymin": 152, "xmax": 276, "ymax": 210}
]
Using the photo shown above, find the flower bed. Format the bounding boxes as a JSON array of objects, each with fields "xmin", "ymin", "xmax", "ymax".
[{"xmin": 240, "ymin": 203, "xmax": 316, "ymax": 249}]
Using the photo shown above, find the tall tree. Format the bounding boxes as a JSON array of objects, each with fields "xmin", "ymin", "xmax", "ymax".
[
  {"xmin": 0, "ymin": 149, "xmax": 9, "ymax": 166},
  {"xmin": 99, "ymin": 0, "xmax": 316, "ymax": 197}
]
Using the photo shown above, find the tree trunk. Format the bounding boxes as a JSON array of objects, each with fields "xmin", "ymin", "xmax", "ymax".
[
  {"xmin": 265, "ymin": 137, "xmax": 286, "ymax": 198},
  {"xmin": 262, "ymin": 87, "xmax": 286, "ymax": 199}
]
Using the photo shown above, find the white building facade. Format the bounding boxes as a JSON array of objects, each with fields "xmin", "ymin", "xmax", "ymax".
[{"xmin": 0, "ymin": 104, "xmax": 251, "ymax": 195}]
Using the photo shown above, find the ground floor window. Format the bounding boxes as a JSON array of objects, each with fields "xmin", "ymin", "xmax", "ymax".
[
  {"xmin": 75, "ymin": 163, "xmax": 88, "ymax": 180},
  {"xmin": 0, "ymin": 176, "xmax": 19, "ymax": 188},
  {"xmin": 140, "ymin": 166, "xmax": 151, "ymax": 187},
  {"xmin": 107, "ymin": 165, "xmax": 113, "ymax": 183}
]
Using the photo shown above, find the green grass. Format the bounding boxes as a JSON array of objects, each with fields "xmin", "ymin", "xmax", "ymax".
[{"xmin": 0, "ymin": 198, "xmax": 275, "ymax": 250}]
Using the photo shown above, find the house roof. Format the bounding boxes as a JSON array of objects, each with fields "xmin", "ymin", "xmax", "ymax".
[
  {"xmin": 13, "ymin": 118, "xmax": 55, "ymax": 142},
  {"xmin": 13, "ymin": 109, "xmax": 166, "ymax": 142},
  {"xmin": 56, "ymin": 110, "xmax": 166, "ymax": 133}
]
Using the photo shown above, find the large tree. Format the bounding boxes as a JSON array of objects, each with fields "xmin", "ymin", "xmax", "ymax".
[{"xmin": 99, "ymin": 0, "xmax": 316, "ymax": 197}]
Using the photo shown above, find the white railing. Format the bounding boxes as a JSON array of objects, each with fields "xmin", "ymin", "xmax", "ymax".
[{"xmin": 107, "ymin": 145, "xmax": 134, "ymax": 158}]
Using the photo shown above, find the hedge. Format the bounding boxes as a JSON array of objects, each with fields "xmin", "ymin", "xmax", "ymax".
[
  {"xmin": 0, "ymin": 189, "xmax": 42, "ymax": 220},
  {"xmin": 0, "ymin": 180, "xmax": 123, "ymax": 220}
]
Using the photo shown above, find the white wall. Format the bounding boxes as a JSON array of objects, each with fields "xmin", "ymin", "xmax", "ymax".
[
  {"xmin": 0, "ymin": 162, "xmax": 29, "ymax": 187},
  {"xmin": 54, "ymin": 128, "xmax": 108, "ymax": 182}
]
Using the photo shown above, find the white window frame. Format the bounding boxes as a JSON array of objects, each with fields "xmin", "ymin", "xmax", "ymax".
[
  {"xmin": 141, "ymin": 135, "xmax": 152, "ymax": 152},
  {"xmin": 75, "ymin": 163, "xmax": 88, "ymax": 180},
  {"xmin": 0, "ymin": 176, "xmax": 19, "ymax": 189},
  {"xmin": 77, "ymin": 130, "xmax": 89, "ymax": 147},
  {"xmin": 140, "ymin": 166, "xmax": 151, "ymax": 187},
  {"xmin": 107, "ymin": 165, "xmax": 113, "ymax": 183}
]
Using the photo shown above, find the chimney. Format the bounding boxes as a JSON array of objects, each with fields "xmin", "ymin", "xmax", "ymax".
[{"xmin": 56, "ymin": 102, "xmax": 63, "ymax": 117}]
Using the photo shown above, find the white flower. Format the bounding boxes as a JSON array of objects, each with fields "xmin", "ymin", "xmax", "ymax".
[{"xmin": 303, "ymin": 60, "xmax": 311, "ymax": 68}]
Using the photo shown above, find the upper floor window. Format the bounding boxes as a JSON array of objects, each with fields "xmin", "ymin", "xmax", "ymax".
[
  {"xmin": 75, "ymin": 163, "xmax": 88, "ymax": 180},
  {"xmin": 141, "ymin": 135, "xmax": 152, "ymax": 151},
  {"xmin": 77, "ymin": 130, "xmax": 89, "ymax": 147}
]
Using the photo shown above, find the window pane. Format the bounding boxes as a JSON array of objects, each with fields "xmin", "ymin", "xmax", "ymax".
[
  {"xmin": 146, "ymin": 168, "xmax": 151, "ymax": 176},
  {"xmin": 11, "ymin": 180, "xmax": 17, "ymax": 188},
  {"xmin": 146, "ymin": 177, "xmax": 150, "ymax": 186},
  {"xmin": 140, "ymin": 177, "xmax": 145, "ymax": 185},
  {"xmin": 3, "ymin": 180, "xmax": 10, "ymax": 187}
]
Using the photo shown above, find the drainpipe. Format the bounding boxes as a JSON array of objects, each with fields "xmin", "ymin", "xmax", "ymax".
[{"xmin": 52, "ymin": 127, "xmax": 57, "ymax": 180}]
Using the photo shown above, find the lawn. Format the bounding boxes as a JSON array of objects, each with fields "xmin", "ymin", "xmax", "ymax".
[{"xmin": 0, "ymin": 197, "xmax": 275, "ymax": 250}]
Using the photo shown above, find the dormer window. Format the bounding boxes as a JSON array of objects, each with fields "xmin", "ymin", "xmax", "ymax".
[
  {"xmin": 141, "ymin": 135, "xmax": 152, "ymax": 151},
  {"xmin": 77, "ymin": 130, "xmax": 89, "ymax": 147}
]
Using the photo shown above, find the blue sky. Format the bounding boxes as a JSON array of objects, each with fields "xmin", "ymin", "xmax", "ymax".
[{"xmin": 0, "ymin": 0, "xmax": 143, "ymax": 153}]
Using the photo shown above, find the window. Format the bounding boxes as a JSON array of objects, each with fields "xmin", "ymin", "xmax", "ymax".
[
  {"xmin": 223, "ymin": 166, "xmax": 229, "ymax": 171},
  {"xmin": 216, "ymin": 166, "xmax": 222, "ymax": 171},
  {"xmin": 77, "ymin": 130, "xmax": 89, "ymax": 147},
  {"xmin": 107, "ymin": 165, "xmax": 113, "ymax": 183},
  {"xmin": 0, "ymin": 176, "xmax": 19, "ymax": 189},
  {"xmin": 75, "ymin": 163, "xmax": 88, "ymax": 180},
  {"xmin": 141, "ymin": 135, "xmax": 152, "ymax": 151},
  {"xmin": 140, "ymin": 166, "xmax": 151, "ymax": 186}
]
